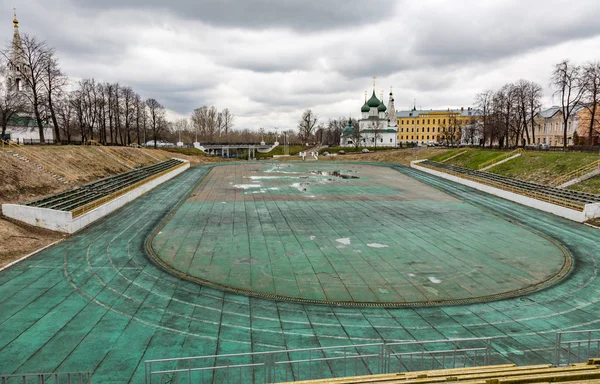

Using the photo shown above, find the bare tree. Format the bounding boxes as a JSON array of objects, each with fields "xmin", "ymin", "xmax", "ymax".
[
  {"xmin": 121, "ymin": 86, "xmax": 136, "ymax": 145},
  {"xmin": 475, "ymin": 90, "xmax": 493, "ymax": 147},
  {"xmin": 551, "ymin": 60, "xmax": 585, "ymax": 149},
  {"xmin": 134, "ymin": 94, "xmax": 143, "ymax": 145},
  {"xmin": 0, "ymin": 64, "xmax": 27, "ymax": 139},
  {"xmin": 526, "ymin": 81, "xmax": 543, "ymax": 145},
  {"xmin": 146, "ymin": 98, "xmax": 165, "ymax": 149},
  {"xmin": 41, "ymin": 53, "xmax": 67, "ymax": 142},
  {"xmin": 56, "ymin": 94, "xmax": 74, "ymax": 143},
  {"xmin": 580, "ymin": 61, "xmax": 600, "ymax": 146},
  {"xmin": 298, "ymin": 109, "xmax": 317, "ymax": 143},
  {"xmin": 221, "ymin": 108, "xmax": 234, "ymax": 136},
  {"xmin": 2, "ymin": 34, "xmax": 52, "ymax": 141}
]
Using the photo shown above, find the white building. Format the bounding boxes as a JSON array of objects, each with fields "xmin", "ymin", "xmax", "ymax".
[
  {"xmin": 340, "ymin": 83, "xmax": 398, "ymax": 147},
  {"xmin": 1, "ymin": 12, "xmax": 54, "ymax": 144}
]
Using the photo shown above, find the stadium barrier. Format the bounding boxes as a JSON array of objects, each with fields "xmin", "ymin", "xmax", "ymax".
[
  {"xmin": 555, "ymin": 329, "xmax": 600, "ymax": 366},
  {"xmin": 144, "ymin": 337, "xmax": 492, "ymax": 384}
]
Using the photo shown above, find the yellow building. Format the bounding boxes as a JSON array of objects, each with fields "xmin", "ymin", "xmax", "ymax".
[{"xmin": 397, "ymin": 107, "xmax": 479, "ymax": 145}]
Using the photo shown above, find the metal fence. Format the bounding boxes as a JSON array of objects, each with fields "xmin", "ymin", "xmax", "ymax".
[
  {"xmin": 555, "ymin": 329, "xmax": 600, "ymax": 366},
  {"xmin": 144, "ymin": 338, "xmax": 493, "ymax": 384},
  {"xmin": 385, "ymin": 338, "xmax": 492, "ymax": 373},
  {"xmin": 0, "ymin": 371, "xmax": 91, "ymax": 384}
]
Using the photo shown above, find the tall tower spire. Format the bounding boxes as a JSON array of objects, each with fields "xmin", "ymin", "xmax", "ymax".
[
  {"xmin": 9, "ymin": 8, "xmax": 24, "ymax": 91},
  {"xmin": 387, "ymin": 87, "xmax": 397, "ymax": 126},
  {"xmin": 372, "ymin": 76, "xmax": 376, "ymax": 91}
]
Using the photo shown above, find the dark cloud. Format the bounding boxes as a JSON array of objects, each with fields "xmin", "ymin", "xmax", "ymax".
[
  {"xmin": 3, "ymin": 0, "xmax": 600, "ymax": 129},
  {"xmin": 70, "ymin": 0, "xmax": 396, "ymax": 31}
]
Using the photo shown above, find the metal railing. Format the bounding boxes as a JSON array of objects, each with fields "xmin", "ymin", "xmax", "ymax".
[
  {"xmin": 555, "ymin": 329, "xmax": 600, "ymax": 366},
  {"xmin": 477, "ymin": 148, "xmax": 523, "ymax": 170},
  {"xmin": 551, "ymin": 160, "xmax": 600, "ymax": 187},
  {"xmin": 0, "ymin": 371, "xmax": 91, "ymax": 384},
  {"xmin": 70, "ymin": 160, "xmax": 188, "ymax": 218},
  {"xmin": 385, "ymin": 338, "xmax": 492, "ymax": 373},
  {"xmin": 144, "ymin": 338, "xmax": 493, "ymax": 384}
]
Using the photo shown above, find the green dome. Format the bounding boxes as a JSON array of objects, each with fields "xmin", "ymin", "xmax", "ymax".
[
  {"xmin": 378, "ymin": 102, "xmax": 387, "ymax": 112},
  {"xmin": 361, "ymin": 102, "xmax": 370, "ymax": 113},
  {"xmin": 341, "ymin": 119, "xmax": 356, "ymax": 137},
  {"xmin": 367, "ymin": 91, "xmax": 380, "ymax": 108}
]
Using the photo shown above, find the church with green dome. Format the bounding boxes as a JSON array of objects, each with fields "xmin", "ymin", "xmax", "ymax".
[{"xmin": 340, "ymin": 79, "xmax": 398, "ymax": 147}]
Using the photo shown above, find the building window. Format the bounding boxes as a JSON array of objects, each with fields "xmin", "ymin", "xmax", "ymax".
[
  {"xmin": 427, "ymin": 127, "xmax": 430, "ymax": 132},
  {"xmin": 428, "ymin": 119, "xmax": 430, "ymax": 124},
  {"xmin": 443, "ymin": 119, "xmax": 446, "ymax": 124},
  {"xmin": 390, "ymin": 139, "xmax": 392, "ymax": 143}
]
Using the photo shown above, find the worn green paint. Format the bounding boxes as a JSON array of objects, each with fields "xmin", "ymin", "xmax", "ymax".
[
  {"xmin": 0, "ymin": 162, "xmax": 597, "ymax": 383},
  {"xmin": 151, "ymin": 163, "xmax": 567, "ymax": 306}
]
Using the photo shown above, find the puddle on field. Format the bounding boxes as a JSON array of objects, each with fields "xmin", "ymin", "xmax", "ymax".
[{"xmin": 309, "ymin": 170, "xmax": 359, "ymax": 179}]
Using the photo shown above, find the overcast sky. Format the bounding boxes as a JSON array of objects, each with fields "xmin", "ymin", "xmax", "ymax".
[{"xmin": 4, "ymin": 0, "xmax": 600, "ymax": 131}]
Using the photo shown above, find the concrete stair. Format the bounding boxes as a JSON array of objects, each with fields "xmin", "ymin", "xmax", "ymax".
[{"xmin": 6, "ymin": 150, "xmax": 70, "ymax": 185}]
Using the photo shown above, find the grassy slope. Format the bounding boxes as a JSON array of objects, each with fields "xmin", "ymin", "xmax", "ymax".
[
  {"xmin": 0, "ymin": 145, "xmax": 227, "ymax": 268},
  {"xmin": 489, "ymin": 152, "xmax": 600, "ymax": 185},
  {"xmin": 442, "ymin": 149, "xmax": 512, "ymax": 169},
  {"xmin": 566, "ymin": 175, "xmax": 600, "ymax": 194},
  {"xmin": 0, "ymin": 146, "xmax": 225, "ymax": 205},
  {"xmin": 429, "ymin": 149, "xmax": 466, "ymax": 162},
  {"xmin": 429, "ymin": 148, "xmax": 600, "ymax": 193}
]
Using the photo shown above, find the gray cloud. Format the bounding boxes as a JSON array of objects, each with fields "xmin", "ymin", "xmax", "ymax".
[
  {"xmin": 69, "ymin": 0, "xmax": 396, "ymax": 31},
  {"xmin": 3, "ymin": 0, "xmax": 600, "ymax": 130}
]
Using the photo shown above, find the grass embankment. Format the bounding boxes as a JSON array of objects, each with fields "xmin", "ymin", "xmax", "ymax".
[
  {"xmin": 434, "ymin": 148, "xmax": 600, "ymax": 193},
  {"xmin": 490, "ymin": 152, "xmax": 600, "ymax": 186},
  {"xmin": 568, "ymin": 175, "xmax": 600, "ymax": 194},
  {"xmin": 436, "ymin": 149, "xmax": 514, "ymax": 169},
  {"xmin": 256, "ymin": 145, "xmax": 307, "ymax": 158}
]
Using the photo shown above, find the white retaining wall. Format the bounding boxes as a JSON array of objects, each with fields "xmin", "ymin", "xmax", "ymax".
[
  {"xmin": 2, "ymin": 160, "xmax": 190, "ymax": 234},
  {"xmin": 411, "ymin": 160, "xmax": 599, "ymax": 223}
]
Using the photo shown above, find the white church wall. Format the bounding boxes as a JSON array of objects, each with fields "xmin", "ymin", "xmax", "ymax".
[{"xmin": 7, "ymin": 126, "xmax": 54, "ymax": 143}]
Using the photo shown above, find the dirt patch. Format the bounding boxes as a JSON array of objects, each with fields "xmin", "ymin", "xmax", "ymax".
[
  {"xmin": 0, "ymin": 217, "xmax": 65, "ymax": 269},
  {"xmin": 0, "ymin": 145, "xmax": 228, "ymax": 267}
]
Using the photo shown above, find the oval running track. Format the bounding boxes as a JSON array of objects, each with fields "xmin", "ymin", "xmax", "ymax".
[{"xmin": 0, "ymin": 162, "xmax": 597, "ymax": 383}]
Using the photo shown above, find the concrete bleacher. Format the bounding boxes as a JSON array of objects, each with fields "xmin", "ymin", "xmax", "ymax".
[
  {"xmin": 24, "ymin": 158, "xmax": 184, "ymax": 214},
  {"xmin": 279, "ymin": 359, "xmax": 600, "ymax": 384},
  {"xmin": 419, "ymin": 160, "xmax": 600, "ymax": 209},
  {"xmin": 411, "ymin": 160, "xmax": 600, "ymax": 222},
  {"xmin": 2, "ymin": 158, "xmax": 190, "ymax": 233}
]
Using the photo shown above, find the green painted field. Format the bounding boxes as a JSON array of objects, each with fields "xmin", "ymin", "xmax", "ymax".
[{"xmin": 151, "ymin": 163, "xmax": 568, "ymax": 306}]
